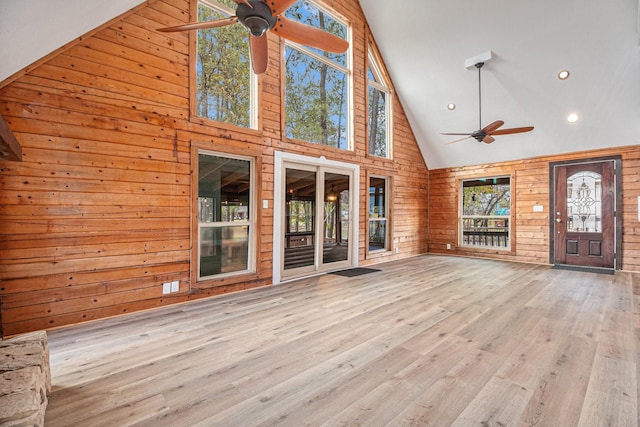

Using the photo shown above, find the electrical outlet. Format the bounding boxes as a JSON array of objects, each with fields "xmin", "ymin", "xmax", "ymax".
[
  {"xmin": 446, "ymin": 243, "xmax": 452, "ymax": 250},
  {"xmin": 162, "ymin": 282, "xmax": 171, "ymax": 294},
  {"xmin": 170, "ymin": 281, "xmax": 179, "ymax": 292}
]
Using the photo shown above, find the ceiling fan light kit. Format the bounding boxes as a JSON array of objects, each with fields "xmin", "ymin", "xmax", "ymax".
[{"xmin": 443, "ymin": 51, "xmax": 534, "ymax": 145}]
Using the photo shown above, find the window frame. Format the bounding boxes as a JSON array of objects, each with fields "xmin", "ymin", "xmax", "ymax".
[
  {"xmin": 367, "ymin": 174, "xmax": 390, "ymax": 255},
  {"xmin": 282, "ymin": 0, "xmax": 353, "ymax": 150},
  {"xmin": 190, "ymin": 0, "xmax": 260, "ymax": 131},
  {"xmin": 366, "ymin": 45, "xmax": 393, "ymax": 159},
  {"xmin": 193, "ymin": 147, "xmax": 258, "ymax": 283},
  {"xmin": 458, "ymin": 175, "xmax": 514, "ymax": 252}
]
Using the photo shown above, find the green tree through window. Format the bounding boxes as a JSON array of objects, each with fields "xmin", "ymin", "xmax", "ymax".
[
  {"xmin": 461, "ymin": 177, "xmax": 511, "ymax": 249},
  {"xmin": 196, "ymin": 0, "xmax": 253, "ymax": 127},
  {"xmin": 284, "ymin": 1, "xmax": 350, "ymax": 149},
  {"xmin": 367, "ymin": 49, "xmax": 391, "ymax": 158}
]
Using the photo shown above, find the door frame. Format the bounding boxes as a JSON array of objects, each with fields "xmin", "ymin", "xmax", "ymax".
[
  {"xmin": 273, "ymin": 151, "xmax": 360, "ymax": 284},
  {"xmin": 549, "ymin": 155, "xmax": 622, "ymax": 269}
]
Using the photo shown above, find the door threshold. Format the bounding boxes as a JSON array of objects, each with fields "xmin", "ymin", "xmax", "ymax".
[{"xmin": 551, "ymin": 264, "xmax": 614, "ymax": 275}]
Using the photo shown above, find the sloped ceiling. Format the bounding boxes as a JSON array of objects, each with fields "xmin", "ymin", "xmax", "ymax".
[
  {"xmin": 0, "ymin": 0, "xmax": 144, "ymax": 83},
  {"xmin": 1, "ymin": 0, "xmax": 639, "ymax": 169},
  {"xmin": 359, "ymin": 0, "xmax": 640, "ymax": 169}
]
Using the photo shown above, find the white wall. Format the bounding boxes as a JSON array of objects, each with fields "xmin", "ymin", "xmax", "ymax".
[{"xmin": 0, "ymin": 0, "xmax": 144, "ymax": 82}]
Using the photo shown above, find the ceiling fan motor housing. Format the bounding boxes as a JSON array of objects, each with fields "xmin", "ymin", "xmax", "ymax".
[
  {"xmin": 237, "ymin": 1, "xmax": 278, "ymax": 36},
  {"xmin": 471, "ymin": 131, "xmax": 486, "ymax": 142}
]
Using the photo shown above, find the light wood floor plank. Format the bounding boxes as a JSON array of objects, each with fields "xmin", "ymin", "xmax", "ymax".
[
  {"xmin": 578, "ymin": 354, "xmax": 636, "ymax": 426},
  {"xmin": 387, "ymin": 345, "xmax": 503, "ymax": 426},
  {"xmin": 43, "ymin": 255, "xmax": 640, "ymax": 426},
  {"xmin": 518, "ymin": 334, "xmax": 597, "ymax": 426},
  {"xmin": 451, "ymin": 376, "xmax": 532, "ymax": 426}
]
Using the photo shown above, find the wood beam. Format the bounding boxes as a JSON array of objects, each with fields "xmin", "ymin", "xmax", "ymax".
[{"xmin": 0, "ymin": 114, "xmax": 22, "ymax": 162}]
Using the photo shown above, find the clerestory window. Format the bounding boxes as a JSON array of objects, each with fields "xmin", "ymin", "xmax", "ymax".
[
  {"xmin": 284, "ymin": 0, "xmax": 351, "ymax": 149},
  {"xmin": 195, "ymin": 0, "xmax": 258, "ymax": 128},
  {"xmin": 367, "ymin": 47, "xmax": 392, "ymax": 158}
]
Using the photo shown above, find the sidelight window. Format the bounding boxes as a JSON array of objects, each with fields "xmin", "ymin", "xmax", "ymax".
[{"xmin": 368, "ymin": 176, "xmax": 389, "ymax": 252}]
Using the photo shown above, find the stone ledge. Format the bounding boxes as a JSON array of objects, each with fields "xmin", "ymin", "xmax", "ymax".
[{"xmin": 0, "ymin": 331, "xmax": 50, "ymax": 427}]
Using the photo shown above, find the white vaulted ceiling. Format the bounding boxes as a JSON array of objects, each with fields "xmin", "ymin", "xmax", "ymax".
[
  {"xmin": 359, "ymin": 0, "xmax": 640, "ymax": 169},
  {"xmin": 0, "ymin": 0, "xmax": 145, "ymax": 82},
  {"xmin": 1, "ymin": 0, "xmax": 639, "ymax": 169}
]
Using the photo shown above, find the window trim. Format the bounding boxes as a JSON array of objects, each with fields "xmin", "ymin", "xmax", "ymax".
[
  {"xmin": 191, "ymin": 142, "xmax": 262, "ymax": 287},
  {"xmin": 281, "ymin": 0, "xmax": 353, "ymax": 150},
  {"xmin": 189, "ymin": 0, "xmax": 260, "ymax": 132},
  {"xmin": 366, "ymin": 43, "xmax": 393, "ymax": 159},
  {"xmin": 458, "ymin": 174, "xmax": 515, "ymax": 253},
  {"xmin": 367, "ymin": 174, "xmax": 391, "ymax": 256}
]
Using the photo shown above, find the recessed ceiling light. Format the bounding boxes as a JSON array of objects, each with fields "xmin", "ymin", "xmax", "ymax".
[
  {"xmin": 447, "ymin": 103, "xmax": 456, "ymax": 110},
  {"xmin": 558, "ymin": 70, "xmax": 570, "ymax": 80},
  {"xmin": 567, "ymin": 113, "xmax": 579, "ymax": 123}
]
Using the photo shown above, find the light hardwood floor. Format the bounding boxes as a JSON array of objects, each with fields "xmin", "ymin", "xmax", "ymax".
[{"xmin": 44, "ymin": 255, "xmax": 640, "ymax": 426}]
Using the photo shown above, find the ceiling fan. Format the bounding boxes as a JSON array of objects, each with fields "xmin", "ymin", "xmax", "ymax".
[
  {"xmin": 442, "ymin": 62, "xmax": 534, "ymax": 144},
  {"xmin": 158, "ymin": 0, "xmax": 349, "ymax": 74}
]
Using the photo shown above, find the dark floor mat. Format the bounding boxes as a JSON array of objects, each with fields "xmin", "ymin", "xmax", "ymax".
[
  {"xmin": 329, "ymin": 267, "xmax": 381, "ymax": 277},
  {"xmin": 551, "ymin": 264, "xmax": 614, "ymax": 275}
]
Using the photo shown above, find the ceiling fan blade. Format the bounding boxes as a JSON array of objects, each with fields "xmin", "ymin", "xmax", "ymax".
[
  {"xmin": 233, "ymin": 0, "xmax": 253, "ymax": 7},
  {"xmin": 441, "ymin": 132, "xmax": 473, "ymax": 136},
  {"xmin": 445, "ymin": 135, "xmax": 473, "ymax": 145},
  {"xmin": 249, "ymin": 34, "xmax": 269, "ymax": 74},
  {"xmin": 158, "ymin": 17, "xmax": 238, "ymax": 32},
  {"xmin": 481, "ymin": 120, "xmax": 504, "ymax": 134},
  {"xmin": 266, "ymin": 0, "xmax": 298, "ymax": 16},
  {"xmin": 490, "ymin": 126, "xmax": 535, "ymax": 136},
  {"xmin": 482, "ymin": 136, "xmax": 495, "ymax": 144},
  {"xmin": 272, "ymin": 16, "xmax": 349, "ymax": 53}
]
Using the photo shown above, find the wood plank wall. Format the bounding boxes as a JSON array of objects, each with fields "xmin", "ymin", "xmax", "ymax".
[
  {"xmin": 0, "ymin": 0, "xmax": 429, "ymax": 336},
  {"xmin": 428, "ymin": 146, "xmax": 640, "ymax": 271}
]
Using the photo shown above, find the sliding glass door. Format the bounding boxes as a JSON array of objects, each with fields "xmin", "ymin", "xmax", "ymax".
[
  {"xmin": 281, "ymin": 162, "xmax": 354, "ymax": 280},
  {"xmin": 323, "ymin": 171, "xmax": 350, "ymax": 265},
  {"xmin": 284, "ymin": 166, "xmax": 317, "ymax": 273}
]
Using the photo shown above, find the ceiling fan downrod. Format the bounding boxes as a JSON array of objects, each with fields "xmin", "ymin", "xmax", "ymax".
[
  {"xmin": 476, "ymin": 62, "xmax": 484, "ymax": 131},
  {"xmin": 440, "ymin": 60, "xmax": 534, "ymax": 144}
]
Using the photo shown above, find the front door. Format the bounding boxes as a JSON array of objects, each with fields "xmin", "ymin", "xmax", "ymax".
[{"xmin": 553, "ymin": 160, "xmax": 615, "ymax": 268}]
